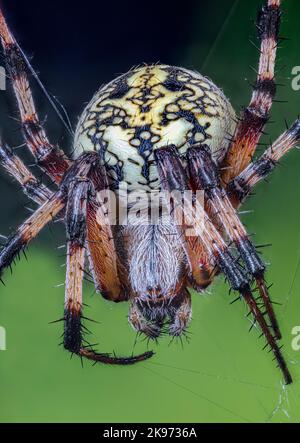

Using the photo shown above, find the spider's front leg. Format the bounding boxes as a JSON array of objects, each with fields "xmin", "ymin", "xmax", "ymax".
[
  {"xmin": 221, "ymin": 0, "xmax": 281, "ymax": 184},
  {"xmin": 0, "ymin": 143, "xmax": 52, "ymax": 205},
  {"xmin": 188, "ymin": 144, "xmax": 281, "ymax": 340},
  {"xmin": 227, "ymin": 118, "xmax": 300, "ymax": 208},
  {"xmin": 0, "ymin": 8, "xmax": 71, "ymax": 184},
  {"xmin": 0, "ymin": 156, "xmax": 90, "ymax": 280},
  {"xmin": 63, "ymin": 153, "xmax": 153, "ymax": 365},
  {"xmin": 0, "ymin": 151, "xmax": 153, "ymax": 365},
  {"xmin": 154, "ymin": 146, "xmax": 292, "ymax": 385}
]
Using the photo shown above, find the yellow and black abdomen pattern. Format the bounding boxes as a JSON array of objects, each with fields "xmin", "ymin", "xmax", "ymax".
[{"xmin": 75, "ymin": 65, "xmax": 236, "ymax": 191}]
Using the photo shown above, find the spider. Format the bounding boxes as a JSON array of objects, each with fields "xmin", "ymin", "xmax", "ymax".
[{"xmin": 0, "ymin": 0, "xmax": 299, "ymax": 385}]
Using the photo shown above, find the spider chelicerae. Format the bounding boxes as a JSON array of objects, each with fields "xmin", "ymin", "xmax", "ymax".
[{"xmin": 0, "ymin": 0, "xmax": 299, "ymax": 385}]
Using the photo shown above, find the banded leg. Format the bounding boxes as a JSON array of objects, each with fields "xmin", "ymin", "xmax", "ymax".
[
  {"xmin": 0, "ymin": 157, "xmax": 94, "ymax": 278},
  {"xmin": 63, "ymin": 154, "xmax": 153, "ymax": 364},
  {"xmin": 0, "ymin": 192, "xmax": 65, "ymax": 276},
  {"xmin": 0, "ymin": 8, "xmax": 71, "ymax": 183},
  {"xmin": 188, "ymin": 144, "xmax": 281, "ymax": 340},
  {"xmin": 222, "ymin": 0, "xmax": 281, "ymax": 184},
  {"xmin": 0, "ymin": 154, "xmax": 96, "ymax": 277},
  {"xmin": 227, "ymin": 118, "xmax": 300, "ymax": 207},
  {"xmin": 64, "ymin": 179, "xmax": 89, "ymax": 356},
  {"xmin": 155, "ymin": 146, "xmax": 292, "ymax": 384},
  {"xmin": 0, "ymin": 143, "xmax": 52, "ymax": 205}
]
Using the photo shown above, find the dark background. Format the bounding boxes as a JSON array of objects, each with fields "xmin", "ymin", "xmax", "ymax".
[{"xmin": 0, "ymin": 0, "xmax": 236, "ymax": 229}]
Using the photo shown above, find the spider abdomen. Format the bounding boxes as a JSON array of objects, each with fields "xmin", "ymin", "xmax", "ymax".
[{"xmin": 75, "ymin": 64, "xmax": 236, "ymax": 191}]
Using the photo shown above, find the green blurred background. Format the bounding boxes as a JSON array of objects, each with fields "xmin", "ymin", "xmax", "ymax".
[{"xmin": 1, "ymin": 0, "xmax": 300, "ymax": 423}]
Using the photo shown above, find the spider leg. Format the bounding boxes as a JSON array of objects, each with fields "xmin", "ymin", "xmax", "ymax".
[
  {"xmin": 63, "ymin": 153, "xmax": 153, "ymax": 364},
  {"xmin": 0, "ymin": 155, "xmax": 92, "ymax": 279},
  {"xmin": 0, "ymin": 8, "xmax": 71, "ymax": 184},
  {"xmin": 155, "ymin": 146, "xmax": 292, "ymax": 384},
  {"xmin": 227, "ymin": 118, "xmax": 300, "ymax": 207},
  {"xmin": 0, "ymin": 192, "xmax": 65, "ymax": 277},
  {"xmin": 86, "ymin": 157, "xmax": 129, "ymax": 302},
  {"xmin": 0, "ymin": 143, "xmax": 52, "ymax": 205},
  {"xmin": 221, "ymin": 0, "xmax": 281, "ymax": 184},
  {"xmin": 188, "ymin": 144, "xmax": 281, "ymax": 340},
  {"xmin": 185, "ymin": 234, "xmax": 217, "ymax": 291},
  {"xmin": 64, "ymin": 179, "xmax": 89, "ymax": 356}
]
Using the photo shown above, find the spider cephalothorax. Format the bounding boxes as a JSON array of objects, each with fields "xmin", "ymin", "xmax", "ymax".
[{"xmin": 0, "ymin": 1, "xmax": 299, "ymax": 384}]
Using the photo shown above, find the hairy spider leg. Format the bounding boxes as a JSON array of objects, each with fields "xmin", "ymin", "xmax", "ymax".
[
  {"xmin": 155, "ymin": 146, "xmax": 292, "ymax": 385},
  {"xmin": 0, "ymin": 192, "xmax": 65, "ymax": 276},
  {"xmin": 0, "ymin": 151, "xmax": 153, "ymax": 364},
  {"xmin": 0, "ymin": 8, "xmax": 71, "ymax": 183},
  {"xmin": 86, "ymin": 154, "xmax": 129, "ymax": 302},
  {"xmin": 62, "ymin": 153, "xmax": 153, "ymax": 364},
  {"xmin": 128, "ymin": 300, "xmax": 163, "ymax": 339},
  {"xmin": 0, "ymin": 143, "xmax": 52, "ymax": 205},
  {"xmin": 188, "ymin": 144, "xmax": 281, "ymax": 340},
  {"xmin": 221, "ymin": 0, "xmax": 281, "ymax": 183},
  {"xmin": 227, "ymin": 118, "xmax": 300, "ymax": 207},
  {"xmin": 64, "ymin": 179, "xmax": 89, "ymax": 355}
]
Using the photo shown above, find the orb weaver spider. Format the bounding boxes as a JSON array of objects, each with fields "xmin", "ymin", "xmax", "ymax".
[{"xmin": 0, "ymin": 0, "xmax": 299, "ymax": 385}]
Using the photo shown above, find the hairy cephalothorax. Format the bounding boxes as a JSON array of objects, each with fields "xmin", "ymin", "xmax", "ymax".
[{"xmin": 0, "ymin": 0, "xmax": 299, "ymax": 384}]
